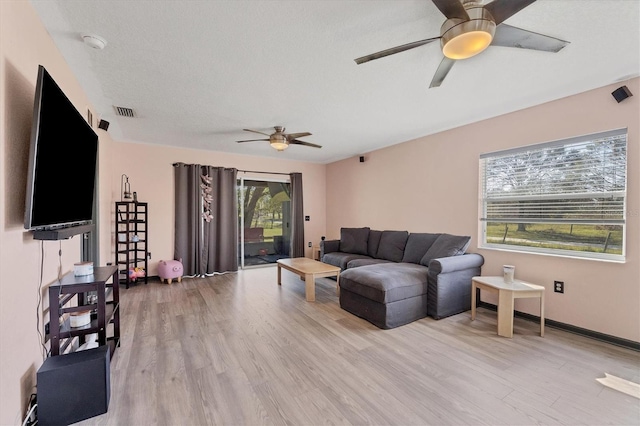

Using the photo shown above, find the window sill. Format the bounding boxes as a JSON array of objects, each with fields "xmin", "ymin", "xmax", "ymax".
[{"xmin": 478, "ymin": 244, "xmax": 626, "ymax": 263}]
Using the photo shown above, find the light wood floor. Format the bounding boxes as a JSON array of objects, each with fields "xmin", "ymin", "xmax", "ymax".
[{"xmin": 81, "ymin": 267, "xmax": 640, "ymax": 425}]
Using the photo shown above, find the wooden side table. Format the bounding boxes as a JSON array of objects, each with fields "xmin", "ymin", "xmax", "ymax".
[{"xmin": 471, "ymin": 276, "xmax": 545, "ymax": 338}]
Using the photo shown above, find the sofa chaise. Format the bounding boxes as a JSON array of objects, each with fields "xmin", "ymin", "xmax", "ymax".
[{"xmin": 321, "ymin": 228, "xmax": 484, "ymax": 329}]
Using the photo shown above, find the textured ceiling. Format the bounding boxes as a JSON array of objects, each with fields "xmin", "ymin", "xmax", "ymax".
[{"xmin": 30, "ymin": 0, "xmax": 639, "ymax": 164}]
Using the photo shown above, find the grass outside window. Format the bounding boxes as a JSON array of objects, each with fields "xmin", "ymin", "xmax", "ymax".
[{"xmin": 485, "ymin": 222, "xmax": 623, "ymax": 255}]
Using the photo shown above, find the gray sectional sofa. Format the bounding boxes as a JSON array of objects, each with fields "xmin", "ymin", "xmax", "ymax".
[{"xmin": 321, "ymin": 228, "xmax": 484, "ymax": 329}]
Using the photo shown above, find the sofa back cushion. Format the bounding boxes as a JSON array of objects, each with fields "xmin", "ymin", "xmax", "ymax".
[
  {"xmin": 368, "ymin": 230, "xmax": 383, "ymax": 257},
  {"xmin": 420, "ymin": 234, "xmax": 471, "ymax": 266},
  {"xmin": 340, "ymin": 227, "xmax": 370, "ymax": 255},
  {"xmin": 376, "ymin": 230, "xmax": 409, "ymax": 262},
  {"xmin": 401, "ymin": 233, "xmax": 441, "ymax": 264}
]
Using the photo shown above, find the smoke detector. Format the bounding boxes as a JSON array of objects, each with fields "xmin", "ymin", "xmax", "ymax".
[{"xmin": 81, "ymin": 34, "xmax": 107, "ymax": 50}]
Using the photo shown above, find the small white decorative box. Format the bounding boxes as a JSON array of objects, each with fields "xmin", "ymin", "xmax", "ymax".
[
  {"xmin": 73, "ymin": 262, "xmax": 94, "ymax": 277},
  {"xmin": 69, "ymin": 310, "xmax": 91, "ymax": 328}
]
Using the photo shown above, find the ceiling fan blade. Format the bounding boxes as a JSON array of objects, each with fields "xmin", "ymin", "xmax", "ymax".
[
  {"xmin": 492, "ymin": 24, "xmax": 569, "ymax": 53},
  {"xmin": 290, "ymin": 139, "xmax": 322, "ymax": 149},
  {"xmin": 484, "ymin": 0, "xmax": 536, "ymax": 25},
  {"xmin": 236, "ymin": 139, "xmax": 270, "ymax": 143},
  {"xmin": 355, "ymin": 37, "xmax": 440, "ymax": 65},
  {"xmin": 429, "ymin": 56, "xmax": 455, "ymax": 88},
  {"xmin": 243, "ymin": 128, "xmax": 271, "ymax": 137},
  {"xmin": 285, "ymin": 132, "xmax": 312, "ymax": 139},
  {"xmin": 431, "ymin": 0, "xmax": 469, "ymax": 21}
]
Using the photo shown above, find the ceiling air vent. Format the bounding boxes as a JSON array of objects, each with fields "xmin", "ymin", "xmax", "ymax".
[{"xmin": 113, "ymin": 106, "xmax": 136, "ymax": 117}]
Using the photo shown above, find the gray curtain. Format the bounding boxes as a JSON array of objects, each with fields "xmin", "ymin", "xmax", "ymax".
[
  {"xmin": 290, "ymin": 172, "xmax": 305, "ymax": 257},
  {"xmin": 174, "ymin": 163, "xmax": 238, "ymax": 275},
  {"xmin": 203, "ymin": 166, "xmax": 238, "ymax": 273},
  {"xmin": 174, "ymin": 163, "xmax": 203, "ymax": 275}
]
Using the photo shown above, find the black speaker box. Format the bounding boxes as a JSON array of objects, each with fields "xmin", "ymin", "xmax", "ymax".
[
  {"xmin": 611, "ymin": 85, "xmax": 633, "ymax": 103},
  {"xmin": 98, "ymin": 119, "xmax": 110, "ymax": 130},
  {"xmin": 37, "ymin": 346, "xmax": 110, "ymax": 426},
  {"xmin": 359, "ymin": 156, "xmax": 365, "ymax": 163}
]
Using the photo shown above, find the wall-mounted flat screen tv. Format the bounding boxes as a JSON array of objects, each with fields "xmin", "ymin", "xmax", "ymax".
[{"xmin": 24, "ymin": 65, "xmax": 98, "ymax": 230}]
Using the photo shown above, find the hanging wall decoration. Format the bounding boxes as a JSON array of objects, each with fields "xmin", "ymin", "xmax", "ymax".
[{"xmin": 201, "ymin": 172, "xmax": 213, "ymax": 222}]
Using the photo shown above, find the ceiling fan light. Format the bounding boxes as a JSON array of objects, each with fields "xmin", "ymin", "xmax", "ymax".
[
  {"xmin": 440, "ymin": 6, "xmax": 496, "ymax": 60},
  {"xmin": 443, "ymin": 30, "xmax": 493, "ymax": 59},
  {"xmin": 270, "ymin": 134, "xmax": 289, "ymax": 151},
  {"xmin": 270, "ymin": 141, "xmax": 289, "ymax": 151}
]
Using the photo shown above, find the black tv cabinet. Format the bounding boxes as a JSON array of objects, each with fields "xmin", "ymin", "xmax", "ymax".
[{"xmin": 48, "ymin": 265, "xmax": 120, "ymax": 358}]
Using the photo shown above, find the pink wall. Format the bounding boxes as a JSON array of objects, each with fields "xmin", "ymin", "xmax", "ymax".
[
  {"xmin": 106, "ymin": 142, "xmax": 327, "ymax": 276},
  {"xmin": 0, "ymin": 1, "xmax": 115, "ymax": 423},
  {"xmin": 1, "ymin": 1, "xmax": 637, "ymax": 423},
  {"xmin": 326, "ymin": 78, "xmax": 639, "ymax": 342}
]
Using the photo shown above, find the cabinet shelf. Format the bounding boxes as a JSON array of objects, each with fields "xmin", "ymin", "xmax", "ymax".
[
  {"xmin": 117, "ymin": 249, "xmax": 147, "ymax": 258},
  {"xmin": 117, "ymin": 248, "xmax": 147, "ymax": 253},
  {"xmin": 48, "ymin": 265, "xmax": 120, "ymax": 359},
  {"xmin": 116, "ymin": 258, "xmax": 147, "ymax": 265},
  {"xmin": 56, "ymin": 303, "xmax": 118, "ymax": 338},
  {"xmin": 115, "ymin": 201, "xmax": 149, "ymax": 289},
  {"xmin": 58, "ymin": 288, "xmax": 114, "ymax": 315},
  {"xmin": 117, "ymin": 239, "xmax": 146, "ymax": 245}
]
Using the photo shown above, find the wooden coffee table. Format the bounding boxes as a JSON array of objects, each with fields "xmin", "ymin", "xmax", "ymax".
[
  {"xmin": 277, "ymin": 258, "xmax": 341, "ymax": 302},
  {"xmin": 471, "ymin": 276, "xmax": 545, "ymax": 338}
]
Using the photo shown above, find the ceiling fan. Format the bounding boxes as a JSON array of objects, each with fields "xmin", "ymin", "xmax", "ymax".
[
  {"xmin": 355, "ymin": 0, "xmax": 569, "ymax": 88},
  {"xmin": 236, "ymin": 126, "xmax": 322, "ymax": 151}
]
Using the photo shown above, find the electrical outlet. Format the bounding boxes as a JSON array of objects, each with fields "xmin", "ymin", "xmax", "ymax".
[
  {"xmin": 148, "ymin": 252, "xmax": 151, "ymax": 259},
  {"xmin": 308, "ymin": 242, "xmax": 312, "ymax": 247},
  {"xmin": 554, "ymin": 280, "xmax": 564, "ymax": 293},
  {"xmin": 305, "ymin": 216, "xmax": 310, "ymax": 221}
]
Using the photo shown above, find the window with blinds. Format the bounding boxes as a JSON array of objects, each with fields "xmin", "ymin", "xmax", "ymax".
[{"xmin": 479, "ymin": 128, "xmax": 627, "ymax": 261}]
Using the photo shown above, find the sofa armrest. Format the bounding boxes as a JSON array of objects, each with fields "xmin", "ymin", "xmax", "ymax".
[
  {"xmin": 320, "ymin": 239, "xmax": 340, "ymax": 259},
  {"xmin": 427, "ymin": 253, "xmax": 484, "ymax": 320},
  {"xmin": 428, "ymin": 253, "xmax": 485, "ymax": 274}
]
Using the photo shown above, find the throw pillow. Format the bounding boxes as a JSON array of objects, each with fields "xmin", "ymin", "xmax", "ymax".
[
  {"xmin": 401, "ymin": 233, "xmax": 441, "ymax": 264},
  {"xmin": 376, "ymin": 230, "xmax": 409, "ymax": 262},
  {"xmin": 420, "ymin": 234, "xmax": 471, "ymax": 266},
  {"xmin": 340, "ymin": 227, "xmax": 370, "ymax": 255}
]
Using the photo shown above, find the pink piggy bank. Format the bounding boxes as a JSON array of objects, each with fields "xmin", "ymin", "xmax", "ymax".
[{"xmin": 158, "ymin": 259, "xmax": 184, "ymax": 284}]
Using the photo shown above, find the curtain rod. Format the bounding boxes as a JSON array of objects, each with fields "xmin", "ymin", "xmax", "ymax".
[
  {"xmin": 239, "ymin": 170, "xmax": 291, "ymax": 176},
  {"xmin": 172, "ymin": 163, "xmax": 293, "ymax": 176}
]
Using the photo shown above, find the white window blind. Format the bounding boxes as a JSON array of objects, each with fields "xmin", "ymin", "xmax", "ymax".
[{"xmin": 479, "ymin": 128, "xmax": 627, "ymax": 260}]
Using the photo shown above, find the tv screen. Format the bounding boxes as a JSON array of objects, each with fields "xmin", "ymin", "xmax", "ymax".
[{"xmin": 24, "ymin": 66, "xmax": 98, "ymax": 230}]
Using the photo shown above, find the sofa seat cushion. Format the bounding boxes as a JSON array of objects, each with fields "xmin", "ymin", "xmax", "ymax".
[
  {"xmin": 340, "ymin": 263, "xmax": 429, "ymax": 304},
  {"xmin": 376, "ymin": 230, "xmax": 409, "ymax": 262},
  {"xmin": 322, "ymin": 252, "xmax": 372, "ymax": 270},
  {"xmin": 340, "ymin": 227, "xmax": 370, "ymax": 255},
  {"xmin": 347, "ymin": 258, "xmax": 393, "ymax": 269}
]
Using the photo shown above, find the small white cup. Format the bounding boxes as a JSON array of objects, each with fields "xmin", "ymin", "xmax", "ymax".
[{"xmin": 503, "ymin": 265, "xmax": 515, "ymax": 283}]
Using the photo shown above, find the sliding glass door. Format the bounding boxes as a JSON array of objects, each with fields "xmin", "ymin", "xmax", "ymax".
[{"xmin": 238, "ymin": 178, "xmax": 291, "ymax": 268}]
